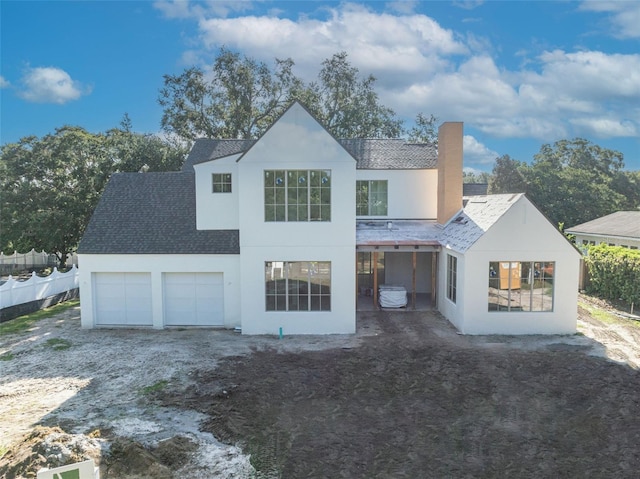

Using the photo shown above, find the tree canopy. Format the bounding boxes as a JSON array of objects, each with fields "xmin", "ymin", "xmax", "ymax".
[
  {"xmin": 158, "ymin": 49, "xmax": 430, "ymax": 142},
  {"xmin": 488, "ymin": 155, "xmax": 528, "ymax": 194},
  {"xmin": 158, "ymin": 48, "xmax": 302, "ymax": 141},
  {"xmin": 488, "ymin": 140, "xmax": 639, "ymax": 228},
  {"xmin": 0, "ymin": 121, "xmax": 187, "ymax": 265}
]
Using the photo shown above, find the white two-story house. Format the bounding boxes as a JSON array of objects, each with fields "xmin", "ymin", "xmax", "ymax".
[{"xmin": 78, "ymin": 102, "xmax": 580, "ymax": 335}]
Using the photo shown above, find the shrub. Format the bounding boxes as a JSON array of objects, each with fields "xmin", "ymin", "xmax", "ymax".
[{"xmin": 585, "ymin": 244, "xmax": 640, "ymax": 305}]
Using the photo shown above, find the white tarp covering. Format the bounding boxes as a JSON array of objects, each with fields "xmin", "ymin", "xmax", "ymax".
[{"xmin": 379, "ymin": 285, "xmax": 407, "ymax": 308}]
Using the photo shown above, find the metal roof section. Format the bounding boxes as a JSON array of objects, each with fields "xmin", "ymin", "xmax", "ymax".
[
  {"xmin": 356, "ymin": 194, "xmax": 523, "ymax": 252},
  {"xmin": 356, "ymin": 220, "xmax": 442, "ymax": 250},
  {"xmin": 565, "ymin": 211, "xmax": 640, "ymax": 240}
]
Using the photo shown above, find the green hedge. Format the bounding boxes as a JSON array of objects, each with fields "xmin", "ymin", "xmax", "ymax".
[{"xmin": 585, "ymin": 244, "xmax": 640, "ymax": 305}]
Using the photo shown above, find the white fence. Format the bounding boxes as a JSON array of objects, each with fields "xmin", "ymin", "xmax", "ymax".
[
  {"xmin": 0, "ymin": 249, "xmax": 78, "ymax": 274},
  {"xmin": 0, "ymin": 265, "xmax": 79, "ymax": 309}
]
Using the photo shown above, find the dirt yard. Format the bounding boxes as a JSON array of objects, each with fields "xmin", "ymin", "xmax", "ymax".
[{"xmin": 1, "ymin": 296, "xmax": 640, "ymax": 478}]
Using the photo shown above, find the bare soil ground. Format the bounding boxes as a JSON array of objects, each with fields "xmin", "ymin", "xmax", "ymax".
[{"xmin": 1, "ymin": 295, "xmax": 640, "ymax": 478}]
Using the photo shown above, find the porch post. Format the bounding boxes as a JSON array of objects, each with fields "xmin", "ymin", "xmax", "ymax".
[
  {"xmin": 373, "ymin": 251, "xmax": 379, "ymax": 309},
  {"xmin": 412, "ymin": 251, "xmax": 417, "ymax": 310}
]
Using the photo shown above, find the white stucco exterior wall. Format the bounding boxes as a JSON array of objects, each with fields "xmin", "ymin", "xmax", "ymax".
[
  {"xmin": 451, "ymin": 197, "xmax": 580, "ymax": 335},
  {"xmin": 194, "ymin": 154, "xmax": 241, "ymax": 230},
  {"xmin": 355, "ymin": 169, "xmax": 438, "ymax": 220},
  {"xmin": 237, "ymin": 103, "xmax": 356, "ymax": 335},
  {"xmin": 78, "ymin": 254, "xmax": 241, "ymax": 329},
  {"xmin": 437, "ymin": 249, "xmax": 465, "ymax": 331}
]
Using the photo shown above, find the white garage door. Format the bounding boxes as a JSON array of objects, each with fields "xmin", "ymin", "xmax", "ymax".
[
  {"xmin": 94, "ymin": 273, "xmax": 153, "ymax": 326},
  {"xmin": 164, "ymin": 273, "xmax": 224, "ymax": 326}
]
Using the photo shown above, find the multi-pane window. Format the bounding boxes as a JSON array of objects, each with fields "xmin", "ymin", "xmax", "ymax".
[
  {"xmin": 212, "ymin": 173, "xmax": 232, "ymax": 193},
  {"xmin": 265, "ymin": 261, "xmax": 331, "ymax": 311},
  {"xmin": 488, "ymin": 261, "xmax": 554, "ymax": 312},
  {"xmin": 446, "ymin": 254, "xmax": 457, "ymax": 303},
  {"xmin": 264, "ymin": 170, "xmax": 331, "ymax": 222},
  {"xmin": 356, "ymin": 180, "xmax": 388, "ymax": 216}
]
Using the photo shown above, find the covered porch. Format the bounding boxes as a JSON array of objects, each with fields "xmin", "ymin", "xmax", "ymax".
[{"xmin": 355, "ymin": 220, "xmax": 441, "ymax": 312}]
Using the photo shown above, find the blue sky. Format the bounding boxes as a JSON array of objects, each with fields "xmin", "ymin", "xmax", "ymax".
[{"xmin": 1, "ymin": 0, "xmax": 639, "ymax": 172}]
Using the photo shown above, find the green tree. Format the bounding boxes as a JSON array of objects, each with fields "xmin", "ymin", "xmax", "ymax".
[
  {"xmin": 487, "ymin": 154, "xmax": 527, "ymax": 194},
  {"xmin": 158, "ymin": 49, "xmax": 405, "ymax": 141},
  {"xmin": 158, "ymin": 47, "xmax": 302, "ymax": 141},
  {"xmin": 301, "ymin": 52, "xmax": 403, "ymax": 138},
  {"xmin": 0, "ymin": 120, "xmax": 187, "ymax": 265},
  {"xmin": 407, "ymin": 113, "xmax": 439, "ymax": 145},
  {"xmin": 524, "ymin": 139, "xmax": 628, "ymax": 227},
  {"xmin": 610, "ymin": 170, "xmax": 640, "ymax": 211},
  {"xmin": 106, "ymin": 115, "xmax": 188, "ymax": 172},
  {"xmin": 0, "ymin": 127, "xmax": 111, "ymax": 266},
  {"xmin": 463, "ymin": 170, "xmax": 491, "ymax": 184}
]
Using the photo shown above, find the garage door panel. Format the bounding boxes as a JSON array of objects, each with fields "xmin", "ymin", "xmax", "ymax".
[
  {"xmin": 164, "ymin": 273, "xmax": 224, "ymax": 326},
  {"xmin": 94, "ymin": 273, "xmax": 152, "ymax": 326}
]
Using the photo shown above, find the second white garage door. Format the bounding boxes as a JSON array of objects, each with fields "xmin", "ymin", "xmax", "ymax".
[{"xmin": 163, "ymin": 273, "xmax": 224, "ymax": 326}]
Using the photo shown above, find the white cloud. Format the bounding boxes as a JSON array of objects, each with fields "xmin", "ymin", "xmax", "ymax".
[
  {"xmin": 154, "ymin": 0, "xmax": 254, "ymax": 19},
  {"xmin": 195, "ymin": 3, "xmax": 467, "ymax": 84},
  {"xmin": 0, "ymin": 75, "xmax": 9, "ymax": 88},
  {"xmin": 18, "ymin": 66, "xmax": 90, "ymax": 104},
  {"xmin": 157, "ymin": 2, "xmax": 639, "ymax": 146},
  {"xmin": 570, "ymin": 118, "xmax": 637, "ymax": 138},
  {"xmin": 579, "ymin": 1, "xmax": 640, "ymax": 39},
  {"xmin": 386, "ymin": 1, "xmax": 418, "ymax": 15},
  {"xmin": 463, "ymin": 134, "xmax": 499, "ymax": 165}
]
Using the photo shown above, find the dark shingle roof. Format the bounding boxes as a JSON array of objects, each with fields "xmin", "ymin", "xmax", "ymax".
[
  {"xmin": 78, "ymin": 172, "xmax": 239, "ymax": 254},
  {"xmin": 182, "ymin": 138, "xmax": 437, "ymax": 171},
  {"xmin": 566, "ymin": 211, "xmax": 640, "ymax": 239},
  {"xmin": 463, "ymin": 183, "xmax": 488, "ymax": 196},
  {"xmin": 182, "ymin": 139, "xmax": 257, "ymax": 172},
  {"xmin": 340, "ymin": 139, "xmax": 437, "ymax": 169}
]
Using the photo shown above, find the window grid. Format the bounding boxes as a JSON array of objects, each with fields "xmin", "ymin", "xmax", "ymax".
[
  {"xmin": 488, "ymin": 261, "xmax": 554, "ymax": 312},
  {"xmin": 212, "ymin": 173, "xmax": 232, "ymax": 193},
  {"xmin": 356, "ymin": 180, "xmax": 388, "ymax": 216},
  {"xmin": 265, "ymin": 170, "xmax": 330, "ymax": 222},
  {"xmin": 265, "ymin": 261, "xmax": 331, "ymax": 312}
]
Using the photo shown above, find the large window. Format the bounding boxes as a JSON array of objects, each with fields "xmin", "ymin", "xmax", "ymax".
[
  {"xmin": 356, "ymin": 180, "xmax": 388, "ymax": 216},
  {"xmin": 264, "ymin": 170, "xmax": 331, "ymax": 222},
  {"xmin": 488, "ymin": 261, "xmax": 554, "ymax": 312},
  {"xmin": 265, "ymin": 261, "xmax": 331, "ymax": 311},
  {"xmin": 446, "ymin": 254, "xmax": 457, "ymax": 303},
  {"xmin": 212, "ymin": 173, "xmax": 232, "ymax": 193}
]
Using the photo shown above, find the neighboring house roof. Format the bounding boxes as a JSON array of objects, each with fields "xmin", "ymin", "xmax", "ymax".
[
  {"xmin": 182, "ymin": 138, "xmax": 437, "ymax": 171},
  {"xmin": 439, "ymin": 193, "xmax": 525, "ymax": 253},
  {"xmin": 565, "ymin": 211, "xmax": 640, "ymax": 240},
  {"xmin": 463, "ymin": 183, "xmax": 488, "ymax": 196},
  {"xmin": 77, "ymin": 172, "xmax": 240, "ymax": 255}
]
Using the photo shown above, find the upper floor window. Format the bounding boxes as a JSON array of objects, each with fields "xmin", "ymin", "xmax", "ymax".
[
  {"xmin": 488, "ymin": 261, "xmax": 554, "ymax": 312},
  {"xmin": 356, "ymin": 180, "xmax": 388, "ymax": 216},
  {"xmin": 264, "ymin": 170, "xmax": 331, "ymax": 222},
  {"xmin": 212, "ymin": 173, "xmax": 232, "ymax": 193}
]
